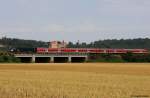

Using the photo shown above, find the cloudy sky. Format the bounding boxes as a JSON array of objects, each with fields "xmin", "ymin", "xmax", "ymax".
[{"xmin": 0, "ymin": 0, "xmax": 150, "ymax": 42}]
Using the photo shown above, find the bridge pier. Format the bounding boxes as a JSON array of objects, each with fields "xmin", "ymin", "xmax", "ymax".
[
  {"xmin": 85, "ymin": 57, "xmax": 88, "ymax": 62},
  {"xmin": 50, "ymin": 57, "xmax": 54, "ymax": 63},
  {"xmin": 32, "ymin": 55, "xmax": 35, "ymax": 63},
  {"xmin": 68, "ymin": 56, "xmax": 72, "ymax": 63}
]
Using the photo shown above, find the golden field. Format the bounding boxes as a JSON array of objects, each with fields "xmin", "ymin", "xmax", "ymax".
[{"xmin": 0, "ymin": 63, "xmax": 150, "ymax": 98}]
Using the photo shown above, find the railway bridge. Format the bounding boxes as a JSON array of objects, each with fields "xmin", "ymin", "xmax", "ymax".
[
  {"xmin": 14, "ymin": 48, "xmax": 148, "ymax": 63},
  {"xmin": 14, "ymin": 53, "xmax": 88, "ymax": 63}
]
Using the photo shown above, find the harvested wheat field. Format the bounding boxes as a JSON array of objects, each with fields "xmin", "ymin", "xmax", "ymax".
[{"xmin": 0, "ymin": 63, "xmax": 150, "ymax": 98}]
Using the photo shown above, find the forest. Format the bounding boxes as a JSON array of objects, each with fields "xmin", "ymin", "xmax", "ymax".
[
  {"xmin": 0, "ymin": 37, "xmax": 48, "ymax": 49},
  {"xmin": 1, "ymin": 37, "xmax": 150, "ymax": 49},
  {"xmin": 67, "ymin": 38, "xmax": 150, "ymax": 49}
]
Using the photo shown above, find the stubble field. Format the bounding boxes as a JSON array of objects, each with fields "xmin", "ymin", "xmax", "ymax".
[{"xmin": 0, "ymin": 63, "xmax": 150, "ymax": 98}]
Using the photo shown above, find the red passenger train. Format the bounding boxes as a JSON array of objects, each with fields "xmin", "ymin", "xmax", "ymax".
[{"xmin": 37, "ymin": 48, "xmax": 149, "ymax": 54}]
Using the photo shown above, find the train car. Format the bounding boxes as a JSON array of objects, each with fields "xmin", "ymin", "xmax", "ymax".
[
  {"xmin": 105, "ymin": 49, "xmax": 116, "ymax": 53},
  {"xmin": 78, "ymin": 48, "xmax": 88, "ymax": 53},
  {"xmin": 115, "ymin": 49, "xmax": 128, "ymax": 53},
  {"xmin": 126, "ymin": 49, "xmax": 149, "ymax": 54},
  {"xmin": 61, "ymin": 48, "xmax": 78, "ymax": 53},
  {"xmin": 37, "ymin": 48, "xmax": 48, "ymax": 53},
  {"xmin": 48, "ymin": 48, "xmax": 59, "ymax": 53}
]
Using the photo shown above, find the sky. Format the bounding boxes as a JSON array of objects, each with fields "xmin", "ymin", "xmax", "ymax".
[{"xmin": 0, "ymin": 0, "xmax": 150, "ymax": 42}]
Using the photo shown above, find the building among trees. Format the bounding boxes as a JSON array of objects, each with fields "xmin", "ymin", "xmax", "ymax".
[{"xmin": 50, "ymin": 41, "xmax": 67, "ymax": 48}]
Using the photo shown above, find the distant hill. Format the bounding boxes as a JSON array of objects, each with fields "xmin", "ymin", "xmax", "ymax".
[
  {"xmin": 67, "ymin": 38, "xmax": 150, "ymax": 49},
  {"xmin": 0, "ymin": 37, "xmax": 150, "ymax": 50},
  {"xmin": 0, "ymin": 37, "xmax": 49, "ymax": 49}
]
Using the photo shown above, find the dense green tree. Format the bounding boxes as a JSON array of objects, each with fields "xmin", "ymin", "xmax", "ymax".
[{"xmin": 0, "ymin": 55, "xmax": 20, "ymax": 63}]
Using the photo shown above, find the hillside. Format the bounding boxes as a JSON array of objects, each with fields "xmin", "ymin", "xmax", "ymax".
[
  {"xmin": 0, "ymin": 37, "xmax": 150, "ymax": 50},
  {"xmin": 0, "ymin": 37, "xmax": 48, "ymax": 49},
  {"xmin": 68, "ymin": 38, "xmax": 150, "ymax": 49}
]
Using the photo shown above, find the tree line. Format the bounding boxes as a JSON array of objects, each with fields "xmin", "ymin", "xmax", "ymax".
[
  {"xmin": 67, "ymin": 38, "xmax": 150, "ymax": 49},
  {"xmin": 0, "ymin": 37, "xmax": 48, "ymax": 50},
  {"xmin": 88, "ymin": 53, "xmax": 150, "ymax": 63}
]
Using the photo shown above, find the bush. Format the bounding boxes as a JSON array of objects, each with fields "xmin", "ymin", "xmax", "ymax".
[
  {"xmin": 0, "ymin": 56, "xmax": 21, "ymax": 63},
  {"xmin": 121, "ymin": 53, "xmax": 150, "ymax": 62},
  {"xmin": 0, "ymin": 56, "xmax": 4, "ymax": 62},
  {"xmin": 88, "ymin": 54, "xmax": 125, "ymax": 63},
  {"xmin": 89, "ymin": 53, "xmax": 150, "ymax": 63}
]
